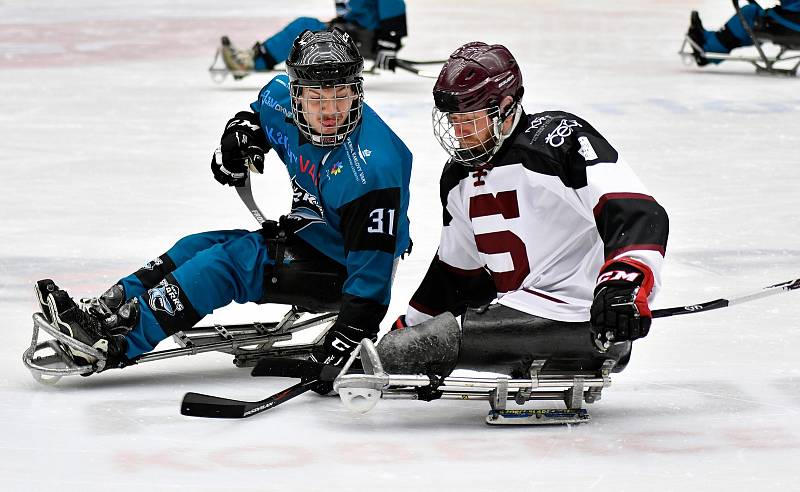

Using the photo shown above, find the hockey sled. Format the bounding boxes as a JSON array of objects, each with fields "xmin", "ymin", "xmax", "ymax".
[
  {"xmin": 22, "ymin": 306, "xmax": 337, "ymax": 384},
  {"xmin": 679, "ymin": 0, "xmax": 800, "ymax": 76},
  {"xmin": 207, "ymin": 46, "xmax": 271, "ymax": 83},
  {"xmin": 330, "ymin": 311, "xmax": 623, "ymax": 426},
  {"xmin": 333, "ymin": 337, "xmax": 613, "ymax": 426}
]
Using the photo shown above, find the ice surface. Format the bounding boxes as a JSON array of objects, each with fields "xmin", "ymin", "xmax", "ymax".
[{"xmin": 1, "ymin": 1, "xmax": 799, "ymax": 490}]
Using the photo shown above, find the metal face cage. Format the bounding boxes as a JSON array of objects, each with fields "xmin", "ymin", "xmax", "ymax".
[
  {"xmin": 290, "ymin": 81, "xmax": 364, "ymax": 147},
  {"xmin": 431, "ymin": 106, "xmax": 504, "ymax": 167}
]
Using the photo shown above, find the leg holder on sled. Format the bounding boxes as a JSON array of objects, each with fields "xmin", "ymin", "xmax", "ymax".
[
  {"xmin": 23, "ymin": 243, "xmax": 345, "ymax": 384},
  {"xmin": 679, "ymin": 1, "xmax": 800, "ymax": 76},
  {"xmin": 334, "ymin": 305, "xmax": 630, "ymax": 426}
]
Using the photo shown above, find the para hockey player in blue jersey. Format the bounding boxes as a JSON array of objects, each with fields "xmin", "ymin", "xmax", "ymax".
[
  {"xmin": 220, "ymin": 0, "xmax": 407, "ymax": 79},
  {"xmin": 383, "ymin": 42, "xmax": 669, "ymax": 377},
  {"xmin": 35, "ymin": 28, "xmax": 412, "ymax": 380},
  {"xmin": 686, "ymin": 0, "xmax": 800, "ymax": 66}
]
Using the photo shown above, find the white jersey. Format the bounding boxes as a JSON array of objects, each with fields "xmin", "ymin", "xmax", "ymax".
[{"xmin": 406, "ymin": 110, "xmax": 668, "ymax": 325}]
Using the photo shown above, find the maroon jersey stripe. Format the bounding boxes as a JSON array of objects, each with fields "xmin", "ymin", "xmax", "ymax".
[{"xmin": 522, "ymin": 288, "xmax": 568, "ymax": 304}]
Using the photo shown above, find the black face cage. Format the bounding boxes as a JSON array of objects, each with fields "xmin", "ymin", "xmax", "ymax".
[
  {"xmin": 290, "ymin": 80, "xmax": 364, "ymax": 147},
  {"xmin": 431, "ymin": 106, "xmax": 505, "ymax": 167}
]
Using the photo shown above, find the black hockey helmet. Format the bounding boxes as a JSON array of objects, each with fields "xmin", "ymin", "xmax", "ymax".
[
  {"xmin": 286, "ymin": 28, "xmax": 365, "ymax": 147},
  {"xmin": 431, "ymin": 42, "xmax": 525, "ymax": 166}
]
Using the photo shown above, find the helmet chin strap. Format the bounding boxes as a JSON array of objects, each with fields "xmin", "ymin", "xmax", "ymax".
[{"xmin": 489, "ymin": 103, "xmax": 523, "ymax": 158}]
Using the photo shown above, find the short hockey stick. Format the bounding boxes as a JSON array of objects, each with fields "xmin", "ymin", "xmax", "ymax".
[
  {"xmin": 181, "ymin": 378, "xmax": 319, "ymax": 418},
  {"xmin": 652, "ymin": 277, "xmax": 800, "ymax": 319},
  {"xmin": 180, "ymin": 359, "xmax": 337, "ymax": 419},
  {"xmin": 235, "ymin": 177, "xmax": 267, "ymax": 225}
]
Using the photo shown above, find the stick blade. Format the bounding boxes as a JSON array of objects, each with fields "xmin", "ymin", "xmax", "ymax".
[{"xmin": 181, "ymin": 392, "xmax": 247, "ymax": 418}]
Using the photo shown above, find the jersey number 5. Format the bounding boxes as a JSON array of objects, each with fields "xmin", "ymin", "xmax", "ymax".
[{"xmin": 469, "ymin": 191, "xmax": 530, "ymax": 293}]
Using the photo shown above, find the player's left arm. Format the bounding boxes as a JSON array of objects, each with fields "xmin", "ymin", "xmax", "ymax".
[
  {"xmin": 337, "ymin": 185, "xmax": 402, "ymax": 331},
  {"xmin": 308, "ymin": 184, "xmax": 403, "ymax": 374},
  {"xmin": 565, "ymin": 121, "xmax": 669, "ymax": 346}
]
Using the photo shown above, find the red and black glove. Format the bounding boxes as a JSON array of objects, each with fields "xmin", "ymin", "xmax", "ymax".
[
  {"xmin": 590, "ymin": 258, "xmax": 655, "ymax": 351},
  {"xmin": 391, "ymin": 314, "xmax": 408, "ymax": 331}
]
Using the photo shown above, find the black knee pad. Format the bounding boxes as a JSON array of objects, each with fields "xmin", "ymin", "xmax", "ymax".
[
  {"xmin": 257, "ymin": 238, "xmax": 346, "ymax": 313},
  {"xmin": 376, "ymin": 313, "xmax": 461, "ymax": 377}
]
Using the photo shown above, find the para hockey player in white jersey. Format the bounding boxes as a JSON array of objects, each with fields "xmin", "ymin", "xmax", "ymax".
[{"xmin": 389, "ymin": 42, "xmax": 669, "ymax": 375}]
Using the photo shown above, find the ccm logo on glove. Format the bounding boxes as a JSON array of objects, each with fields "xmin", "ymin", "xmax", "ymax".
[{"xmin": 596, "ymin": 269, "xmax": 641, "ymax": 284}]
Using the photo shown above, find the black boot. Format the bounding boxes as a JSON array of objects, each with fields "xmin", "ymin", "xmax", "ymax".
[
  {"xmin": 34, "ymin": 279, "xmax": 60, "ymax": 323},
  {"xmin": 79, "ymin": 283, "xmax": 126, "ymax": 319},
  {"xmin": 47, "ymin": 289, "xmax": 134, "ymax": 372},
  {"xmin": 688, "ymin": 11, "xmax": 710, "ymax": 66}
]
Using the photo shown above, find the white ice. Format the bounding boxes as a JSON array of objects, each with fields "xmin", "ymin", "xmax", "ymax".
[{"xmin": 1, "ymin": 0, "xmax": 799, "ymax": 490}]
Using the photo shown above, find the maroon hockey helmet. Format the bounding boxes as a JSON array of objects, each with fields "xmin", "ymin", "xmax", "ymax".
[
  {"xmin": 432, "ymin": 42, "xmax": 524, "ymax": 166},
  {"xmin": 433, "ymin": 42, "xmax": 523, "ymax": 114}
]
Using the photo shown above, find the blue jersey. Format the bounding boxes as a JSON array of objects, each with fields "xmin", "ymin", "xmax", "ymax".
[{"xmin": 250, "ymin": 75, "xmax": 412, "ymax": 329}]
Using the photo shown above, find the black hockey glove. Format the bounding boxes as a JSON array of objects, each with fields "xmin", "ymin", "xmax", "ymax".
[
  {"xmin": 309, "ymin": 322, "xmax": 374, "ymax": 395},
  {"xmin": 373, "ymin": 31, "xmax": 400, "ymax": 71},
  {"xmin": 211, "ymin": 111, "xmax": 270, "ymax": 187},
  {"xmin": 590, "ymin": 258, "xmax": 655, "ymax": 351}
]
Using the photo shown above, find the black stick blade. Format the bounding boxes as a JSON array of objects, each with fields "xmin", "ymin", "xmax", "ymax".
[
  {"xmin": 181, "ymin": 392, "xmax": 247, "ymax": 418},
  {"xmin": 180, "ymin": 379, "xmax": 319, "ymax": 419}
]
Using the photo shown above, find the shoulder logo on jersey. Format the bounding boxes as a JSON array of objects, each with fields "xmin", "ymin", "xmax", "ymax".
[
  {"xmin": 577, "ymin": 136, "xmax": 598, "ymax": 161},
  {"xmin": 545, "ymin": 119, "xmax": 582, "ymax": 148},
  {"xmin": 330, "ymin": 161, "xmax": 343, "ymax": 175},
  {"xmin": 147, "ymin": 279, "xmax": 184, "ymax": 316},
  {"xmin": 525, "ymin": 115, "xmax": 554, "ymax": 143}
]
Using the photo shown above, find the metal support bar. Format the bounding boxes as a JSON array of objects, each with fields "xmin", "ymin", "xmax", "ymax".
[
  {"xmin": 334, "ymin": 340, "xmax": 619, "ymax": 419},
  {"xmin": 24, "ymin": 309, "xmax": 337, "ymax": 381},
  {"xmin": 490, "ymin": 377, "xmax": 509, "ymax": 411},
  {"xmin": 564, "ymin": 377, "xmax": 585, "ymax": 409}
]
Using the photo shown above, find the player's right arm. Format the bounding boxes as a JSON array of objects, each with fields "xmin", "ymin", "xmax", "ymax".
[{"xmin": 405, "ymin": 163, "xmax": 496, "ymax": 325}]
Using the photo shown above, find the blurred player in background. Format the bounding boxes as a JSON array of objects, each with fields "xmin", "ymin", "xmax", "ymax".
[
  {"xmin": 686, "ymin": 0, "xmax": 800, "ymax": 66},
  {"xmin": 220, "ymin": 0, "xmax": 407, "ymax": 79}
]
